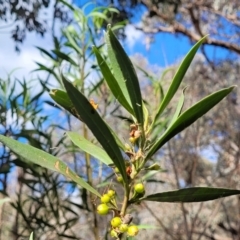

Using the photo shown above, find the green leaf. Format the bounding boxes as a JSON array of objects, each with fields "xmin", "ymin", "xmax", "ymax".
[
  {"xmin": 153, "ymin": 36, "xmax": 208, "ymax": 125},
  {"xmin": 62, "ymin": 76, "xmax": 128, "ymax": 183},
  {"xmin": 49, "ymin": 89, "xmax": 80, "ymax": 119},
  {"xmin": 87, "ymin": 11, "xmax": 108, "ymax": 20},
  {"xmin": 168, "ymin": 87, "xmax": 186, "ymax": 127},
  {"xmin": 64, "ymin": 31, "xmax": 82, "ymax": 55},
  {"xmin": 127, "ymin": 237, "xmax": 135, "ymax": 240},
  {"xmin": 143, "ymin": 102, "xmax": 149, "ymax": 131},
  {"xmin": 58, "ymin": 0, "xmax": 75, "ymax": 11},
  {"xmin": 143, "ymin": 163, "xmax": 161, "ymax": 171},
  {"xmin": 106, "ymin": 26, "xmax": 144, "ymax": 126},
  {"xmin": 139, "ymin": 187, "xmax": 240, "ymax": 202},
  {"xmin": 34, "ymin": 62, "xmax": 61, "ymax": 83},
  {"xmin": 0, "ymin": 135, "xmax": 100, "ymax": 197},
  {"xmin": 147, "ymin": 86, "xmax": 235, "ymax": 159},
  {"xmin": 141, "ymin": 170, "xmax": 160, "ymax": 182},
  {"xmin": 36, "ymin": 46, "xmax": 56, "ymax": 61},
  {"xmin": 92, "ymin": 46, "xmax": 134, "ymax": 115},
  {"xmin": 52, "ymin": 50, "xmax": 78, "ymax": 66},
  {"xmin": 137, "ymin": 224, "xmax": 160, "ymax": 229},
  {"xmin": 29, "ymin": 232, "xmax": 34, "ymax": 240},
  {"xmin": 67, "ymin": 132, "xmax": 113, "ymax": 165}
]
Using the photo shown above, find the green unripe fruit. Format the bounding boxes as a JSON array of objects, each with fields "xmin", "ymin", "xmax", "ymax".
[
  {"xmin": 129, "ymin": 137, "xmax": 136, "ymax": 144},
  {"xmin": 107, "ymin": 189, "xmax": 115, "ymax": 198},
  {"xmin": 117, "ymin": 176, "xmax": 123, "ymax": 183},
  {"xmin": 101, "ymin": 194, "xmax": 111, "ymax": 203},
  {"xmin": 134, "ymin": 183, "xmax": 145, "ymax": 193},
  {"xmin": 125, "ymin": 143, "xmax": 131, "ymax": 151},
  {"xmin": 97, "ymin": 203, "xmax": 109, "ymax": 215},
  {"xmin": 119, "ymin": 224, "xmax": 128, "ymax": 233},
  {"xmin": 110, "ymin": 229, "xmax": 118, "ymax": 238},
  {"xmin": 127, "ymin": 225, "xmax": 139, "ymax": 236},
  {"xmin": 114, "ymin": 167, "xmax": 119, "ymax": 173},
  {"xmin": 111, "ymin": 217, "xmax": 122, "ymax": 227}
]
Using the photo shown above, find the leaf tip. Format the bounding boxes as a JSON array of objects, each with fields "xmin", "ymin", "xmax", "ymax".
[{"xmin": 107, "ymin": 24, "xmax": 111, "ymax": 30}]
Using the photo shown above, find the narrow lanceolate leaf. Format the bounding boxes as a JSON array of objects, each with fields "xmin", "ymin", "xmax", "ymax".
[
  {"xmin": 64, "ymin": 30, "xmax": 82, "ymax": 55},
  {"xmin": 36, "ymin": 46, "xmax": 57, "ymax": 61},
  {"xmin": 34, "ymin": 62, "xmax": 61, "ymax": 83},
  {"xmin": 137, "ymin": 225, "xmax": 160, "ymax": 230},
  {"xmin": 106, "ymin": 25, "xmax": 144, "ymax": 127},
  {"xmin": 49, "ymin": 89, "xmax": 80, "ymax": 119},
  {"xmin": 67, "ymin": 132, "xmax": 113, "ymax": 165},
  {"xmin": 93, "ymin": 46, "xmax": 134, "ymax": 115},
  {"xmin": 153, "ymin": 36, "xmax": 208, "ymax": 125},
  {"xmin": 29, "ymin": 232, "xmax": 34, "ymax": 240},
  {"xmin": 139, "ymin": 187, "xmax": 240, "ymax": 203},
  {"xmin": 0, "ymin": 135, "xmax": 100, "ymax": 197},
  {"xmin": 143, "ymin": 102, "xmax": 149, "ymax": 132},
  {"xmin": 168, "ymin": 87, "xmax": 186, "ymax": 128},
  {"xmin": 62, "ymin": 76, "xmax": 128, "ymax": 183},
  {"xmin": 147, "ymin": 86, "xmax": 235, "ymax": 159},
  {"xmin": 52, "ymin": 50, "xmax": 78, "ymax": 66}
]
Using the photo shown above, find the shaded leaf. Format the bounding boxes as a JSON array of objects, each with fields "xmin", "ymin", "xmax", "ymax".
[
  {"xmin": 139, "ymin": 187, "xmax": 240, "ymax": 203},
  {"xmin": 62, "ymin": 76, "xmax": 128, "ymax": 183},
  {"xmin": 36, "ymin": 46, "xmax": 56, "ymax": 61},
  {"xmin": 34, "ymin": 62, "xmax": 60, "ymax": 83},
  {"xmin": 52, "ymin": 50, "xmax": 78, "ymax": 66}
]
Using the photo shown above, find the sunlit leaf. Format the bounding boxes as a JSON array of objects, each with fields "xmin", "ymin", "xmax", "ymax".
[
  {"xmin": 0, "ymin": 135, "xmax": 101, "ymax": 197},
  {"xmin": 93, "ymin": 46, "xmax": 134, "ymax": 115},
  {"xmin": 87, "ymin": 11, "xmax": 108, "ymax": 20},
  {"xmin": 152, "ymin": 36, "xmax": 208, "ymax": 125},
  {"xmin": 147, "ymin": 86, "xmax": 235, "ymax": 159},
  {"xmin": 29, "ymin": 232, "xmax": 34, "ymax": 240},
  {"xmin": 168, "ymin": 87, "xmax": 186, "ymax": 127},
  {"xmin": 64, "ymin": 30, "xmax": 82, "ymax": 55},
  {"xmin": 49, "ymin": 89, "xmax": 80, "ymax": 119},
  {"xmin": 36, "ymin": 46, "xmax": 56, "ymax": 61},
  {"xmin": 58, "ymin": 0, "xmax": 75, "ymax": 11},
  {"xmin": 137, "ymin": 224, "xmax": 160, "ymax": 229},
  {"xmin": 106, "ymin": 26, "xmax": 144, "ymax": 127},
  {"xmin": 67, "ymin": 132, "xmax": 113, "ymax": 165}
]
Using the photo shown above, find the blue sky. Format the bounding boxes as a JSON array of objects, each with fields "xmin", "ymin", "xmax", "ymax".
[{"xmin": 0, "ymin": 0, "xmax": 237, "ymax": 80}]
